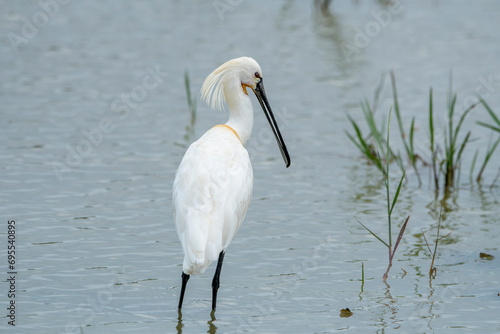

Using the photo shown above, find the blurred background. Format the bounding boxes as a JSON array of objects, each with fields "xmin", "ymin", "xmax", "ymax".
[{"xmin": 1, "ymin": 1, "xmax": 500, "ymax": 333}]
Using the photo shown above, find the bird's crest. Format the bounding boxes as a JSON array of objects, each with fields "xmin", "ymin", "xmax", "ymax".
[{"xmin": 200, "ymin": 57, "xmax": 255, "ymax": 111}]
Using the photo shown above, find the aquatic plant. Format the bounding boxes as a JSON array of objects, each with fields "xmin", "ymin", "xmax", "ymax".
[
  {"xmin": 345, "ymin": 77, "xmax": 403, "ymax": 177},
  {"xmin": 347, "ymin": 72, "xmax": 500, "ymax": 282},
  {"xmin": 421, "ymin": 207, "xmax": 451, "ymax": 279},
  {"xmin": 429, "ymin": 88, "xmax": 439, "ymax": 191},
  {"xmin": 346, "ymin": 72, "xmax": 500, "ymax": 192},
  {"xmin": 477, "ymin": 96, "xmax": 500, "ymax": 133},
  {"xmin": 475, "ymin": 97, "xmax": 500, "ymax": 183},
  {"xmin": 184, "ymin": 70, "xmax": 197, "ymax": 127},
  {"xmin": 356, "ymin": 111, "xmax": 410, "ymax": 282},
  {"xmin": 440, "ymin": 74, "xmax": 474, "ymax": 191},
  {"xmin": 390, "ymin": 71, "xmax": 421, "ymax": 186}
]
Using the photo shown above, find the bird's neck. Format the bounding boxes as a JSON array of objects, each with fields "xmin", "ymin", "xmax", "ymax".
[{"xmin": 224, "ymin": 83, "xmax": 254, "ymax": 146}]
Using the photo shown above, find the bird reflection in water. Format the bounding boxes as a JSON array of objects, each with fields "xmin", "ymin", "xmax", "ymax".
[{"xmin": 176, "ymin": 309, "xmax": 218, "ymax": 334}]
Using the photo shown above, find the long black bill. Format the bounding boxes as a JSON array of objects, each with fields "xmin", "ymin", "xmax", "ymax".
[{"xmin": 253, "ymin": 80, "xmax": 291, "ymax": 168}]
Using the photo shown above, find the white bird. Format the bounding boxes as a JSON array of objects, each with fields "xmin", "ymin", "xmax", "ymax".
[{"xmin": 173, "ymin": 57, "xmax": 290, "ymax": 312}]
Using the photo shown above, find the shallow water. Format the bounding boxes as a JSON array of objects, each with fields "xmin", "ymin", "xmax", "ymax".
[{"xmin": 1, "ymin": 1, "xmax": 500, "ymax": 333}]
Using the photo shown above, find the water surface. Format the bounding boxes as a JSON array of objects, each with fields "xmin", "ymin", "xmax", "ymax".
[{"xmin": 1, "ymin": 1, "xmax": 500, "ymax": 333}]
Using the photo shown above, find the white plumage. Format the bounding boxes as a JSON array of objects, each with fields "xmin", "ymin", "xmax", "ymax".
[
  {"xmin": 173, "ymin": 124, "xmax": 252, "ymax": 275},
  {"xmin": 174, "ymin": 57, "xmax": 290, "ymax": 311}
]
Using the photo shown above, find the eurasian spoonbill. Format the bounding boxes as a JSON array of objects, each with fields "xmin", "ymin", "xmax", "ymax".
[{"xmin": 173, "ymin": 57, "xmax": 290, "ymax": 312}]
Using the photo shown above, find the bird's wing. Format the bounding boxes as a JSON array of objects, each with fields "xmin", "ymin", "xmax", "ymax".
[{"xmin": 173, "ymin": 127, "xmax": 252, "ymax": 274}]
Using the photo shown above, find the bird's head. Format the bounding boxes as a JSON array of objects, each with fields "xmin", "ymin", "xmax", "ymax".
[
  {"xmin": 201, "ymin": 57, "xmax": 262, "ymax": 111},
  {"xmin": 201, "ymin": 57, "xmax": 290, "ymax": 168}
]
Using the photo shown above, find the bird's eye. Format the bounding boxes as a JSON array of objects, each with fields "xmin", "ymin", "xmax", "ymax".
[{"xmin": 254, "ymin": 72, "xmax": 261, "ymax": 79}]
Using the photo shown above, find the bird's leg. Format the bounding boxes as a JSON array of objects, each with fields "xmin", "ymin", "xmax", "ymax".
[
  {"xmin": 211, "ymin": 251, "xmax": 225, "ymax": 311},
  {"xmin": 178, "ymin": 272, "xmax": 190, "ymax": 309}
]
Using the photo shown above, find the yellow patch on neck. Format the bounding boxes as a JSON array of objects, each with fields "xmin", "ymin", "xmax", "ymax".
[{"xmin": 214, "ymin": 124, "xmax": 241, "ymax": 142}]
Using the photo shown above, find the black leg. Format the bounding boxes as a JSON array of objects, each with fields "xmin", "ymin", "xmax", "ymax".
[
  {"xmin": 211, "ymin": 251, "xmax": 225, "ymax": 311},
  {"xmin": 178, "ymin": 272, "xmax": 190, "ymax": 309}
]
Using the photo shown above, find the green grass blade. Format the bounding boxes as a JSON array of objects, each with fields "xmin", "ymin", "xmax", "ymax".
[
  {"xmin": 429, "ymin": 88, "xmax": 434, "ymax": 150},
  {"xmin": 409, "ymin": 117, "xmax": 416, "ymax": 164},
  {"xmin": 345, "ymin": 130, "xmax": 380, "ymax": 169},
  {"xmin": 184, "ymin": 70, "xmax": 197, "ymax": 124},
  {"xmin": 346, "ymin": 115, "xmax": 385, "ymax": 174},
  {"xmin": 479, "ymin": 96, "xmax": 500, "ymax": 126},
  {"xmin": 421, "ymin": 228, "xmax": 433, "ymax": 255},
  {"xmin": 385, "ymin": 108, "xmax": 393, "ymax": 247},
  {"xmin": 486, "ymin": 136, "xmax": 500, "ymax": 160},
  {"xmin": 386, "ymin": 109, "xmax": 392, "ymax": 177},
  {"xmin": 356, "ymin": 219, "xmax": 390, "ymax": 248},
  {"xmin": 453, "ymin": 103, "xmax": 476, "ymax": 145},
  {"xmin": 184, "ymin": 70, "xmax": 192, "ymax": 109},
  {"xmin": 372, "ymin": 73, "xmax": 386, "ymax": 112},
  {"xmin": 448, "ymin": 93, "xmax": 458, "ymax": 146},
  {"xmin": 470, "ymin": 149, "xmax": 478, "ymax": 184},
  {"xmin": 456, "ymin": 155, "xmax": 462, "ymax": 188},
  {"xmin": 390, "ymin": 71, "xmax": 411, "ymax": 159},
  {"xmin": 456, "ymin": 131, "xmax": 471, "ymax": 166},
  {"xmin": 449, "ymin": 93, "xmax": 457, "ymax": 116},
  {"xmin": 432, "ymin": 210, "xmax": 443, "ymax": 261},
  {"xmin": 361, "ymin": 99, "xmax": 384, "ymax": 151},
  {"xmin": 390, "ymin": 170, "xmax": 406, "ymax": 215},
  {"xmin": 429, "ymin": 207, "xmax": 445, "ymax": 278},
  {"xmin": 347, "ymin": 114, "xmax": 367, "ymax": 147},
  {"xmin": 447, "ymin": 70, "xmax": 453, "ymax": 109},
  {"xmin": 477, "ymin": 135, "xmax": 500, "ymax": 182},
  {"xmin": 477, "ymin": 121, "xmax": 500, "ymax": 133},
  {"xmin": 380, "ymin": 114, "xmax": 387, "ymax": 140},
  {"xmin": 345, "ymin": 131, "xmax": 365, "ymax": 153}
]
